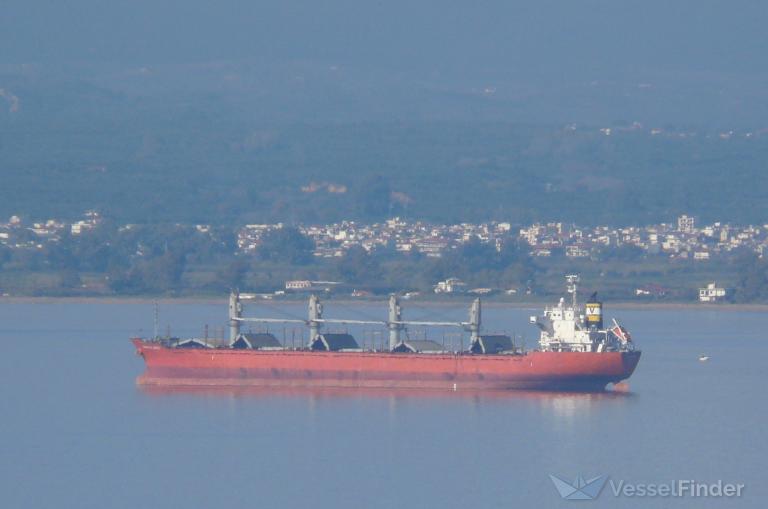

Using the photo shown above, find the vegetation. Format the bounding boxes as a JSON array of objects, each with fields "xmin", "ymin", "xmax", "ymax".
[
  {"xmin": 256, "ymin": 227, "xmax": 315, "ymax": 265},
  {"xmin": 2, "ymin": 116, "xmax": 768, "ymax": 227},
  {"xmin": 3, "ymin": 95, "xmax": 767, "ymax": 300},
  {"xmin": 732, "ymin": 252, "xmax": 768, "ymax": 303},
  {"xmin": 0, "ymin": 223, "xmax": 763, "ymax": 302}
]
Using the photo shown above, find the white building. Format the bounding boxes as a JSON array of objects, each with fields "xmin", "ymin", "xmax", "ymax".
[
  {"xmin": 434, "ymin": 278, "xmax": 467, "ymax": 294},
  {"xmin": 678, "ymin": 215, "xmax": 695, "ymax": 234},
  {"xmin": 565, "ymin": 245, "xmax": 590, "ymax": 258},
  {"xmin": 285, "ymin": 280, "xmax": 312, "ymax": 291},
  {"xmin": 699, "ymin": 282, "xmax": 726, "ymax": 303}
]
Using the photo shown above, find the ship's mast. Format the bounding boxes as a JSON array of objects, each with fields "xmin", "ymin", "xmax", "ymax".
[
  {"xmin": 308, "ymin": 294, "xmax": 323, "ymax": 343},
  {"xmin": 233, "ymin": 293, "xmax": 481, "ymax": 351},
  {"xmin": 229, "ymin": 290, "xmax": 242, "ymax": 342},
  {"xmin": 387, "ymin": 294, "xmax": 404, "ymax": 350},
  {"xmin": 153, "ymin": 300, "xmax": 159, "ymax": 339},
  {"xmin": 468, "ymin": 298, "xmax": 481, "ymax": 343},
  {"xmin": 566, "ymin": 274, "xmax": 579, "ymax": 310}
]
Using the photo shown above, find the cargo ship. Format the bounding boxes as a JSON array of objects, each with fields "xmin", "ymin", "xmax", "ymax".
[{"xmin": 132, "ymin": 276, "xmax": 640, "ymax": 391}]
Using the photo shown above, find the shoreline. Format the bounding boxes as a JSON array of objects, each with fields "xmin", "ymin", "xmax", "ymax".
[{"xmin": 2, "ymin": 295, "xmax": 767, "ymax": 312}]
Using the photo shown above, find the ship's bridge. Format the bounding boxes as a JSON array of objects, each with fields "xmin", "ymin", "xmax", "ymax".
[{"xmin": 532, "ymin": 277, "xmax": 628, "ymax": 353}]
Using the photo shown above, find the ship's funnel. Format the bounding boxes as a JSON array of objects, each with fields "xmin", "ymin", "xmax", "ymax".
[{"xmin": 585, "ymin": 293, "xmax": 603, "ymax": 329}]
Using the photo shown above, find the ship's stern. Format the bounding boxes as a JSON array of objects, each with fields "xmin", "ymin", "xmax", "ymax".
[{"xmin": 619, "ymin": 349, "xmax": 642, "ymax": 382}]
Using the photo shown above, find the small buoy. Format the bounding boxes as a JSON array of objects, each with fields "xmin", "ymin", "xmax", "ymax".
[{"xmin": 698, "ymin": 355, "xmax": 710, "ymax": 362}]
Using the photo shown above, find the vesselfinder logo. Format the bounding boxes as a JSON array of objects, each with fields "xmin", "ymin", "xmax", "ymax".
[{"xmin": 549, "ymin": 474, "xmax": 608, "ymax": 500}]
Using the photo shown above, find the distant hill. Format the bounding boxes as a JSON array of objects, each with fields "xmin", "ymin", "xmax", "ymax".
[{"xmin": 1, "ymin": 67, "xmax": 768, "ymax": 226}]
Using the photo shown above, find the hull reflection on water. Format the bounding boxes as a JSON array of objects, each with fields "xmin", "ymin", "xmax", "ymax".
[{"xmin": 137, "ymin": 377, "xmax": 635, "ymax": 404}]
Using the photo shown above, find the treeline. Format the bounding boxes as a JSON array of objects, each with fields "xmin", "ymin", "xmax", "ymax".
[
  {"xmin": 0, "ymin": 225, "xmax": 535, "ymax": 296},
  {"xmin": 1, "ymin": 224, "xmax": 766, "ymax": 301},
  {"xmin": 0, "ymin": 223, "xmax": 234, "ymax": 294},
  {"xmin": 211, "ymin": 228, "xmax": 537, "ymax": 296},
  {"xmin": 732, "ymin": 251, "xmax": 768, "ymax": 302},
  {"xmin": 3, "ymin": 121, "xmax": 768, "ymax": 227}
]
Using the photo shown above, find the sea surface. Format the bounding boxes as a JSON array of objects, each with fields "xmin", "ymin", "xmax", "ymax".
[{"xmin": 0, "ymin": 300, "xmax": 765, "ymax": 509}]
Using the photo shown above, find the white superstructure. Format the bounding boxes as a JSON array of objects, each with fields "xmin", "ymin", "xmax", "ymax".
[{"xmin": 530, "ymin": 275, "xmax": 634, "ymax": 353}]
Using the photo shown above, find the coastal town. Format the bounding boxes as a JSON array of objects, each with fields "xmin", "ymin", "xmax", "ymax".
[
  {"xmin": 236, "ymin": 214, "xmax": 765, "ymax": 263},
  {"xmin": 3, "ymin": 212, "xmax": 764, "ymax": 263},
  {"xmin": 0, "ymin": 211, "xmax": 763, "ymax": 302}
]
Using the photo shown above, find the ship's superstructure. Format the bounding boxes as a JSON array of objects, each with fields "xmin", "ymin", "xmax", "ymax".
[
  {"xmin": 132, "ymin": 276, "xmax": 641, "ymax": 392},
  {"xmin": 531, "ymin": 275, "xmax": 634, "ymax": 353}
]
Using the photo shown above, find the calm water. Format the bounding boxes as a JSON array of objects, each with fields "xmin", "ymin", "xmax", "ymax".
[{"xmin": 0, "ymin": 300, "xmax": 765, "ymax": 508}]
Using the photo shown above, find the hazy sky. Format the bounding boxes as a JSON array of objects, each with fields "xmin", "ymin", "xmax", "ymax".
[
  {"xmin": 3, "ymin": 1, "xmax": 767, "ymax": 75},
  {"xmin": 2, "ymin": 1, "xmax": 767, "ymax": 126}
]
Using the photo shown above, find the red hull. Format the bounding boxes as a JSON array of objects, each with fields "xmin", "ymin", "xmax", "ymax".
[{"xmin": 132, "ymin": 339, "xmax": 641, "ymax": 392}]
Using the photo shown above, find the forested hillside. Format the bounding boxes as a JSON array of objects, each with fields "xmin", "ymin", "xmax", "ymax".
[{"xmin": 2, "ymin": 93, "xmax": 767, "ymax": 226}]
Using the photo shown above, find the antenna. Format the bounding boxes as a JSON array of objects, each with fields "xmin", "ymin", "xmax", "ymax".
[
  {"xmin": 153, "ymin": 300, "xmax": 159, "ymax": 339},
  {"xmin": 566, "ymin": 274, "xmax": 580, "ymax": 309}
]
